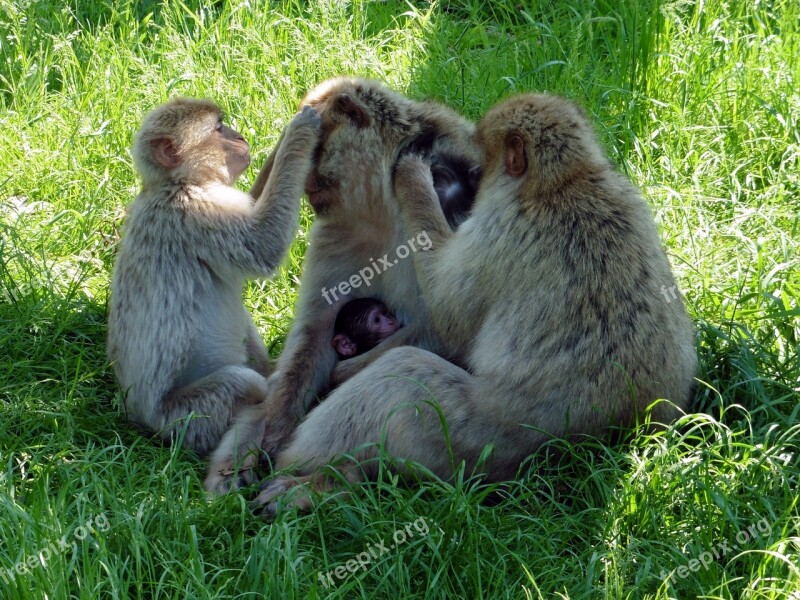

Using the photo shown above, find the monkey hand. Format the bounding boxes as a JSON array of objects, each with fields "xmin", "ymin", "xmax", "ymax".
[
  {"xmin": 292, "ymin": 104, "xmax": 322, "ymax": 134},
  {"xmin": 276, "ymin": 105, "xmax": 321, "ymax": 162},
  {"xmin": 204, "ymin": 451, "xmax": 262, "ymax": 496},
  {"xmin": 250, "ymin": 475, "xmax": 314, "ymax": 519},
  {"xmin": 393, "ymin": 154, "xmax": 436, "ymax": 211}
]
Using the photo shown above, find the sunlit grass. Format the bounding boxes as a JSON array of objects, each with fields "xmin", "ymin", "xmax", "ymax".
[{"xmin": 0, "ymin": 0, "xmax": 797, "ymax": 598}]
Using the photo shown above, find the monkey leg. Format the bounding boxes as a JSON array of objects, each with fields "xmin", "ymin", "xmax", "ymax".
[
  {"xmin": 251, "ymin": 347, "xmax": 522, "ymax": 512},
  {"xmin": 204, "ymin": 303, "xmax": 342, "ymax": 495},
  {"xmin": 255, "ymin": 346, "xmax": 615, "ymax": 513},
  {"xmin": 158, "ymin": 365, "xmax": 270, "ymax": 457},
  {"xmin": 245, "ymin": 317, "xmax": 273, "ymax": 377},
  {"xmin": 273, "ymin": 347, "xmax": 476, "ymax": 478}
]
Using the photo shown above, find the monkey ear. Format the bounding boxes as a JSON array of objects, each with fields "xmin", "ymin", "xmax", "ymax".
[
  {"xmin": 504, "ymin": 134, "xmax": 527, "ymax": 177},
  {"xmin": 332, "ymin": 334, "xmax": 357, "ymax": 357},
  {"xmin": 150, "ymin": 136, "xmax": 180, "ymax": 169},
  {"xmin": 334, "ymin": 94, "xmax": 370, "ymax": 128}
]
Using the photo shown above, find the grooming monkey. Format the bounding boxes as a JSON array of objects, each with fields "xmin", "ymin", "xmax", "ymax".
[
  {"xmin": 205, "ymin": 77, "xmax": 481, "ymax": 493},
  {"xmin": 107, "ymin": 98, "xmax": 320, "ymax": 455},
  {"xmin": 332, "ymin": 298, "xmax": 400, "ymax": 358},
  {"xmin": 395, "ymin": 144, "xmax": 481, "ymax": 229},
  {"xmin": 251, "ymin": 93, "xmax": 697, "ymax": 512}
]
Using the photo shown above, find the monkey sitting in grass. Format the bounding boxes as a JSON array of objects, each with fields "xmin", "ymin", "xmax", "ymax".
[{"xmin": 107, "ymin": 98, "xmax": 320, "ymax": 455}]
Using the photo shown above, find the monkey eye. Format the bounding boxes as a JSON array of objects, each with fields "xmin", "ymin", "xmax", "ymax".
[{"xmin": 215, "ymin": 121, "xmax": 223, "ymax": 132}]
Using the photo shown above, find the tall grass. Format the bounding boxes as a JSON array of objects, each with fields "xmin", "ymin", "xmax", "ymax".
[{"xmin": 0, "ymin": 1, "xmax": 797, "ymax": 598}]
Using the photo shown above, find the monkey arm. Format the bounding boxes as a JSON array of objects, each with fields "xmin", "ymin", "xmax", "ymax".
[
  {"xmin": 330, "ymin": 323, "xmax": 422, "ymax": 387},
  {"xmin": 393, "ymin": 154, "xmax": 453, "ymax": 300},
  {"xmin": 245, "ymin": 316, "xmax": 273, "ymax": 377},
  {"xmin": 246, "ymin": 107, "xmax": 320, "ymax": 270},
  {"xmin": 192, "ymin": 107, "xmax": 320, "ymax": 277},
  {"xmin": 248, "ymin": 127, "xmax": 286, "ymax": 200}
]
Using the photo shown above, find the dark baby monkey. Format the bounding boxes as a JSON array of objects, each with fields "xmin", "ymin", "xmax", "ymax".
[{"xmin": 331, "ymin": 298, "xmax": 400, "ymax": 358}]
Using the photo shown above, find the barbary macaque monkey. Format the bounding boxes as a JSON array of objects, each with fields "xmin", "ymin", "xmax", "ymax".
[
  {"xmin": 205, "ymin": 77, "xmax": 481, "ymax": 493},
  {"xmin": 332, "ymin": 298, "xmax": 400, "ymax": 358},
  {"xmin": 107, "ymin": 98, "xmax": 320, "ymax": 455},
  {"xmin": 250, "ymin": 92, "xmax": 697, "ymax": 513}
]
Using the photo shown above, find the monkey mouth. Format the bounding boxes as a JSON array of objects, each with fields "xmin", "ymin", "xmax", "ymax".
[{"xmin": 234, "ymin": 140, "xmax": 250, "ymax": 155}]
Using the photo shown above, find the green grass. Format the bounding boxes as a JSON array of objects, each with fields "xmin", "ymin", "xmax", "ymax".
[{"xmin": 1, "ymin": 0, "xmax": 798, "ymax": 598}]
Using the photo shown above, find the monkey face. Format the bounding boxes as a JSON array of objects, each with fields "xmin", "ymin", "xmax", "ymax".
[
  {"xmin": 216, "ymin": 121, "xmax": 251, "ymax": 182},
  {"xmin": 134, "ymin": 98, "xmax": 252, "ymax": 186},
  {"xmin": 367, "ymin": 305, "xmax": 399, "ymax": 339}
]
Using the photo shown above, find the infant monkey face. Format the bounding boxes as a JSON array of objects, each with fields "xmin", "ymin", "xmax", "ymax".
[{"xmin": 369, "ymin": 306, "xmax": 399, "ymax": 338}]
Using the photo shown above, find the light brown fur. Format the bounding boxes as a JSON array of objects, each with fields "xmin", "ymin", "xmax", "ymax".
[
  {"xmin": 205, "ymin": 77, "xmax": 481, "ymax": 492},
  {"xmin": 107, "ymin": 99, "xmax": 320, "ymax": 455},
  {"xmin": 250, "ymin": 93, "xmax": 697, "ymax": 513}
]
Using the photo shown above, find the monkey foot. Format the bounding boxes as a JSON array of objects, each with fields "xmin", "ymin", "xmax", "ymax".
[
  {"xmin": 204, "ymin": 462, "xmax": 259, "ymax": 495},
  {"xmin": 250, "ymin": 475, "xmax": 315, "ymax": 518}
]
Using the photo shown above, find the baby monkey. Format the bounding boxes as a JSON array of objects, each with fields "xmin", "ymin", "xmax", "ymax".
[{"xmin": 331, "ymin": 298, "xmax": 400, "ymax": 358}]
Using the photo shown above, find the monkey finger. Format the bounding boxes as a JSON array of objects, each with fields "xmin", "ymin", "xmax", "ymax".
[{"xmin": 295, "ymin": 104, "xmax": 322, "ymax": 130}]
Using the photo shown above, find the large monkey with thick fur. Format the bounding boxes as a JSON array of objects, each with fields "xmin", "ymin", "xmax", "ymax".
[
  {"xmin": 108, "ymin": 99, "xmax": 320, "ymax": 456},
  {"xmin": 250, "ymin": 93, "xmax": 697, "ymax": 512},
  {"xmin": 205, "ymin": 78, "xmax": 481, "ymax": 492}
]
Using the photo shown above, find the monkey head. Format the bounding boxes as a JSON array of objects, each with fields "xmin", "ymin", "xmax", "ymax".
[
  {"xmin": 132, "ymin": 97, "xmax": 251, "ymax": 187},
  {"xmin": 477, "ymin": 94, "xmax": 608, "ymax": 197},
  {"xmin": 331, "ymin": 298, "xmax": 399, "ymax": 358},
  {"xmin": 299, "ymin": 77, "xmax": 480, "ymax": 218}
]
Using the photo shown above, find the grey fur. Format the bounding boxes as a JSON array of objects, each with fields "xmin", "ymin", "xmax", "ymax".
[
  {"xmin": 107, "ymin": 99, "xmax": 320, "ymax": 455},
  {"xmin": 251, "ymin": 93, "xmax": 696, "ymax": 512},
  {"xmin": 205, "ymin": 78, "xmax": 481, "ymax": 492}
]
